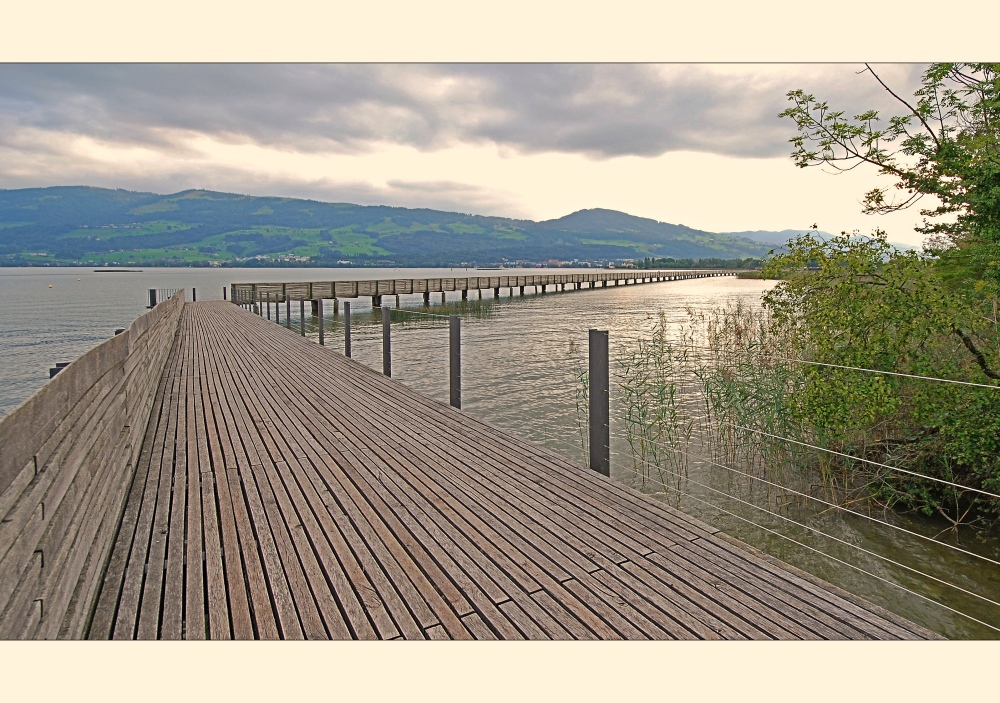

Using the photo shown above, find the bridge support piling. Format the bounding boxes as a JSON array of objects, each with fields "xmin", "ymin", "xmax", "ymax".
[
  {"xmin": 333, "ymin": 298, "xmax": 339, "ymax": 315},
  {"xmin": 423, "ymin": 291, "xmax": 430, "ymax": 306},
  {"xmin": 493, "ymin": 287, "xmax": 500, "ymax": 299},
  {"xmin": 462, "ymin": 289, "xmax": 467, "ymax": 301},
  {"xmin": 372, "ymin": 295, "xmax": 382, "ymax": 308}
]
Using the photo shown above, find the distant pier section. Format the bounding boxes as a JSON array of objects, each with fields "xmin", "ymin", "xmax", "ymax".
[{"xmin": 231, "ymin": 269, "xmax": 740, "ymax": 308}]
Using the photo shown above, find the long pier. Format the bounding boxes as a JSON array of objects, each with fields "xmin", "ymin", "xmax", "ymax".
[
  {"xmin": 0, "ymin": 296, "xmax": 940, "ymax": 639},
  {"xmin": 231, "ymin": 269, "xmax": 738, "ymax": 308}
]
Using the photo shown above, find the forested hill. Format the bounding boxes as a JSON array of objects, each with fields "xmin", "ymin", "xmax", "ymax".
[{"xmin": 0, "ymin": 186, "xmax": 792, "ymax": 267}]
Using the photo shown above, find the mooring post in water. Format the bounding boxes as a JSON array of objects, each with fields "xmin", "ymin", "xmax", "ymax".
[
  {"xmin": 148, "ymin": 289, "xmax": 157, "ymax": 309},
  {"xmin": 299, "ymin": 299, "xmax": 305, "ymax": 336},
  {"xmin": 589, "ymin": 329, "xmax": 610, "ymax": 477},
  {"xmin": 382, "ymin": 306, "xmax": 391, "ymax": 377},
  {"xmin": 450, "ymin": 315, "xmax": 461, "ymax": 409},
  {"xmin": 317, "ymin": 299, "xmax": 324, "ymax": 345},
  {"xmin": 344, "ymin": 301, "xmax": 352, "ymax": 358},
  {"xmin": 275, "ymin": 294, "xmax": 280, "ymax": 324}
]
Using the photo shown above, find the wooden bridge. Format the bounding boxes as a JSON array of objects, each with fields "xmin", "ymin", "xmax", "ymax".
[
  {"xmin": 0, "ymin": 294, "xmax": 940, "ymax": 639},
  {"xmin": 230, "ymin": 269, "xmax": 738, "ymax": 308}
]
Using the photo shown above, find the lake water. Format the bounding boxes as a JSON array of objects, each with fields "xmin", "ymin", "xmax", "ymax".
[{"xmin": 2, "ymin": 266, "xmax": 997, "ymax": 638}]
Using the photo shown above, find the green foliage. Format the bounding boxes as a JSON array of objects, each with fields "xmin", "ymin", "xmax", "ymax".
[
  {"xmin": 779, "ymin": 63, "xmax": 1000, "ymax": 301},
  {"xmin": 760, "ymin": 232, "xmax": 1000, "ymax": 529},
  {"xmin": 616, "ymin": 312, "xmax": 693, "ymax": 487}
]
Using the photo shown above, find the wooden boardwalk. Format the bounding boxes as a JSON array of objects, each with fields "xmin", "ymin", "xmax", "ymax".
[
  {"xmin": 88, "ymin": 301, "xmax": 937, "ymax": 640},
  {"xmin": 231, "ymin": 269, "xmax": 737, "ymax": 307}
]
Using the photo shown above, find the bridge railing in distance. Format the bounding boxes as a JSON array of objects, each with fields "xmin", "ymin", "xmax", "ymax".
[{"xmin": 0, "ymin": 290, "xmax": 185, "ymax": 639}]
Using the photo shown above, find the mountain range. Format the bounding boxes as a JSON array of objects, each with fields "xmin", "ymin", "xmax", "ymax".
[{"xmin": 0, "ymin": 186, "xmax": 814, "ymax": 267}]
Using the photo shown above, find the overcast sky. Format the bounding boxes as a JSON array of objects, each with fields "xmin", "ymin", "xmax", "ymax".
[{"xmin": 0, "ymin": 63, "xmax": 933, "ymax": 244}]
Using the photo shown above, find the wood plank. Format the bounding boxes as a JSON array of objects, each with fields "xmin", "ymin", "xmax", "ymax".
[{"xmin": 89, "ymin": 302, "xmax": 939, "ymax": 641}]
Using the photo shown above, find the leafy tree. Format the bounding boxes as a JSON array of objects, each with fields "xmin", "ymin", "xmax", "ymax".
[
  {"xmin": 758, "ymin": 65, "xmax": 1000, "ymax": 529},
  {"xmin": 779, "ymin": 63, "xmax": 1000, "ymax": 380}
]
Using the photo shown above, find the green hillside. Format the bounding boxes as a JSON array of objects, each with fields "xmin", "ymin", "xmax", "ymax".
[{"xmin": 0, "ymin": 186, "xmax": 779, "ymax": 267}]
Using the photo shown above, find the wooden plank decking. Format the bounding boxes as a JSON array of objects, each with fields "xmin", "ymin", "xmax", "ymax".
[{"xmin": 88, "ymin": 301, "xmax": 938, "ymax": 640}]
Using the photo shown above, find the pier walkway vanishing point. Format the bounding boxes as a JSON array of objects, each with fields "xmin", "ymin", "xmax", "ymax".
[
  {"xmin": 230, "ymin": 269, "xmax": 738, "ymax": 308},
  {"xmin": 95, "ymin": 302, "xmax": 933, "ymax": 640},
  {"xmin": 0, "ymin": 296, "xmax": 939, "ymax": 639}
]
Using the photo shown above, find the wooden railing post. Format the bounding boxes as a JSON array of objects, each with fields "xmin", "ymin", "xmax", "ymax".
[
  {"xmin": 344, "ymin": 301, "xmax": 352, "ymax": 357},
  {"xmin": 589, "ymin": 329, "xmax": 610, "ymax": 477},
  {"xmin": 317, "ymin": 299, "xmax": 324, "ymax": 345},
  {"xmin": 148, "ymin": 289, "xmax": 157, "ymax": 309},
  {"xmin": 382, "ymin": 306, "xmax": 391, "ymax": 376},
  {"xmin": 299, "ymin": 299, "xmax": 305, "ymax": 336},
  {"xmin": 450, "ymin": 315, "xmax": 461, "ymax": 409}
]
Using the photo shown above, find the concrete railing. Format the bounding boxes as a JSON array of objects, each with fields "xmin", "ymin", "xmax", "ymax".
[{"xmin": 0, "ymin": 292, "xmax": 185, "ymax": 638}]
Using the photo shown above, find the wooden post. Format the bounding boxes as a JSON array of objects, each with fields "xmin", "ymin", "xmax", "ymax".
[
  {"xmin": 333, "ymin": 298, "xmax": 339, "ymax": 315},
  {"xmin": 223, "ymin": 286, "xmax": 228, "ymax": 301},
  {"xmin": 423, "ymin": 291, "xmax": 430, "ymax": 306},
  {"xmin": 382, "ymin": 306, "xmax": 391, "ymax": 377},
  {"xmin": 589, "ymin": 329, "xmax": 610, "ymax": 477},
  {"xmin": 317, "ymin": 299, "xmax": 324, "ymax": 345},
  {"xmin": 275, "ymin": 295, "xmax": 280, "ymax": 324},
  {"xmin": 286, "ymin": 296, "xmax": 290, "ymax": 324},
  {"xmin": 300, "ymin": 299, "xmax": 305, "ymax": 336},
  {"xmin": 493, "ymin": 287, "xmax": 500, "ymax": 298},
  {"xmin": 450, "ymin": 315, "xmax": 461, "ymax": 409},
  {"xmin": 192, "ymin": 287, "xmax": 197, "ymax": 302},
  {"xmin": 148, "ymin": 289, "xmax": 157, "ymax": 308},
  {"xmin": 462, "ymin": 289, "xmax": 468, "ymax": 301},
  {"xmin": 344, "ymin": 301, "xmax": 352, "ymax": 358},
  {"xmin": 267, "ymin": 293, "xmax": 272, "ymax": 320}
]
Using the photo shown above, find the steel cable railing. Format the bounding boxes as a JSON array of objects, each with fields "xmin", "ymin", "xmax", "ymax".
[{"xmin": 608, "ymin": 448, "xmax": 1000, "ymax": 634}]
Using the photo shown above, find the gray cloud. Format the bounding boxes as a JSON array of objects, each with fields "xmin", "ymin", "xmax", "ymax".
[{"xmin": 0, "ymin": 63, "xmax": 927, "ymax": 163}]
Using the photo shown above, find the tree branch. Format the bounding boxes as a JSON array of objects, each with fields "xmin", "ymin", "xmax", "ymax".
[
  {"xmin": 865, "ymin": 63, "xmax": 942, "ymax": 150},
  {"xmin": 953, "ymin": 327, "xmax": 1000, "ymax": 380}
]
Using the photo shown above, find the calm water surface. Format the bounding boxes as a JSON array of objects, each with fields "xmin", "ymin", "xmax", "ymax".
[{"xmin": 2, "ymin": 266, "xmax": 997, "ymax": 638}]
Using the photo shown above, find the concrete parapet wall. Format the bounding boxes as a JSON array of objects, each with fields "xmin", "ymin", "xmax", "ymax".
[{"xmin": 0, "ymin": 292, "xmax": 185, "ymax": 638}]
